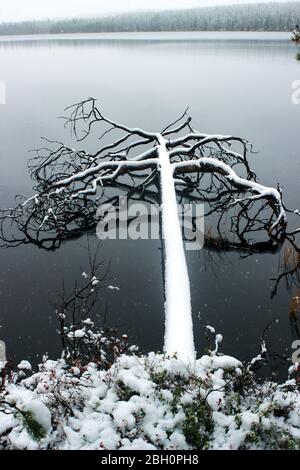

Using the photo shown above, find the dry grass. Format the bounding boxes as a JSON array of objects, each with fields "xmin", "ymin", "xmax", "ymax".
[
  {"xmin": 289, "ymin": 290, "xmax": 300, "ymax": 320},
  {"xmin": 282, "ymin": 245, "xmax": 300, "ymax": 272},
  {"xmin": 204, "ymin": 227, "xmax": 226, "ymax": 250}
]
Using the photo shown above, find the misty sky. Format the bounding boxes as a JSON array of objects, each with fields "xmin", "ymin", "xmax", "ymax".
[{"xmin": 0, "ymin": 0, "xmax": 293, "ymax": 23}]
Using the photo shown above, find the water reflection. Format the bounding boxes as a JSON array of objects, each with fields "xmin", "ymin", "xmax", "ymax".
[{"xmin": 0, "ymin": 32, "xmax": 299, "ymax": 380}]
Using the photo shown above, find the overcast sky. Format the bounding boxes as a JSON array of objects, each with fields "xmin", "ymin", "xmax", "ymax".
[{"xmin": 0, "ymin": 0, "xmax": 293, "ymax": 23}]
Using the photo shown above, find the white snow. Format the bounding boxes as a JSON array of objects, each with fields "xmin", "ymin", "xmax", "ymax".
[
  {"xmin": 91, "ymin": 276, "xmax": 99, "ymax": 286},
  {"xmin": 23, "ymin": 399, "xmax": 52, "ymax": 434},
  {"xmin": 1, "ymin": 347, "xmax": 299, "ymax": 451},
  {"xmin": 17, "ymin": 360, "xmax": 32, "ymax": 371},
  {"xmin": 206, "ymin": 325, "xmax": 216, "ymax": 334},
  {"xmin": 68, "ymin": 329, "xmax": 86, "ymax": 339}
]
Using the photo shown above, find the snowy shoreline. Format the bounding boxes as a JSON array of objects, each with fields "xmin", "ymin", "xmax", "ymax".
[
  {"xmin": 0, "ymin": 31, "xmax": 291, "ymax": 42},
  {"xmin": 1, "ymin": 346, "xmax": 299, "ymax": 450}
]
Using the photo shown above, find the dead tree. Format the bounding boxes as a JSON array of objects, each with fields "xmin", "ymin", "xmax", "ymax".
[{"xmin": 0, "ymin": 99, "xmax": 289, "ymax": 362}]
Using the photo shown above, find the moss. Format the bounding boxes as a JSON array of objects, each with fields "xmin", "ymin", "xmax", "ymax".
[
  {"xmin": 170, "ymin": 385, "xmax": 184, "ymax": 413},
  {"xmin": 115, "ymin": 380, "xmax": 135, "ymax": 401},
  {"xmin": 245, "ymin": 430, "xmax": 260, "ymax": 445},
  {"xmin": 243, "ymin": 422, "xmax": 300, "ymax": 450},
  {"xmin": 150, "ymin": 369, "xmax": 168, "ymax": 386},
  {"xmin": 262, "ymin": 402, "xmax": 293, "ymax": 420},
  {"xmin": 234, "ymin": 414, "xmax": 242, "ymax": 427},
  {"xmin": 182, "ymin": 397, "xmax": 214, "ymax": 449},
  {"xmin": 22, "ymin": 411, "xmax": 46, "ymax": 441}
]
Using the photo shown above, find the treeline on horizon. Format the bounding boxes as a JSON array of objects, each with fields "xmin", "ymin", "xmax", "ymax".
[{"xmin": 0, "ymin": 1, "xmax": 300, "ymax": 36}]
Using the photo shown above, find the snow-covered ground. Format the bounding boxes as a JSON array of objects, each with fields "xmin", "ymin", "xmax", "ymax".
[{"xmin": 1, "ymin": 344, "xmax": 299, "ymax": 450}]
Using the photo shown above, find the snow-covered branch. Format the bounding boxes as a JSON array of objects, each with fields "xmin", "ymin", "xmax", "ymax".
[{"xmin": 173, "ymin": 157, "xmax": 286, "ymax": 234}]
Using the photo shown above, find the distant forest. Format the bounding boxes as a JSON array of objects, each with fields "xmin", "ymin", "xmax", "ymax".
[{"xmin": 0, "ymin": 2, "xmax": 300, "ymax": 36}]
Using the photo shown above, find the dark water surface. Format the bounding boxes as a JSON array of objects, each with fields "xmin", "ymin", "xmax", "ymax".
[{"xmin": 0, "ymin": 32, "xmax": 299, "ymax": 376}]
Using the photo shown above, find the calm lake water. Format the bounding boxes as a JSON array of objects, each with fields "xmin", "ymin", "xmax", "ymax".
[{"xmin": 0, "ymin": 32, "xmax": 299, "ymax": 377}]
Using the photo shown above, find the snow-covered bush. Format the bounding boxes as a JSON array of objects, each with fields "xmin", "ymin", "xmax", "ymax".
[{"xmin": 0, "ymin": 340, "xmax": 299, "ymax": 450}]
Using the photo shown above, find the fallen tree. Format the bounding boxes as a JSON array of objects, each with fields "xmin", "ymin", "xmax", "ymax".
[{"xmin": 0, "ymin": 99, "xmax": 294, "ymax": 362}]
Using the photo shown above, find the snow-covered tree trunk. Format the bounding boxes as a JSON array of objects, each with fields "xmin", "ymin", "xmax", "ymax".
[{"xmin": 158, "ymin": 135, "xmax": 195, "ymax": 363}]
